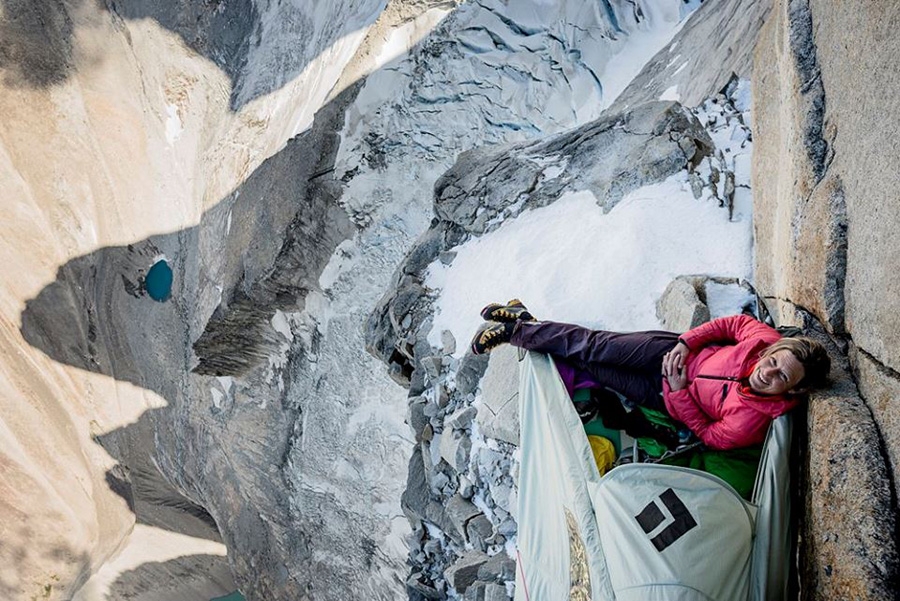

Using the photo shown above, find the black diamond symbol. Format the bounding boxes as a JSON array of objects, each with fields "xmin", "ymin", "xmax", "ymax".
[{"xmin": 635, "ymin": 488, "xmax": 698, "ymax": 552}]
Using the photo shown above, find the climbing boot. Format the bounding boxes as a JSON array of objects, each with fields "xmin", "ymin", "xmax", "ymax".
[
  {"xmin": 479, "ymin": 299, "xmax": 535, "ymax": 323},
  {"xmin": 470, "ymin": 321, "xmax": 516, "ymax": 355}
]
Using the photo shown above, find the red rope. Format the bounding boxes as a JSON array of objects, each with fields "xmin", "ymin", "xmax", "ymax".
[{"xmin": 516, "ymin": 549, "xmax": 531, "ymax": 601}]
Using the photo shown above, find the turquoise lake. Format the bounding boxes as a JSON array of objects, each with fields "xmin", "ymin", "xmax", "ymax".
[{"xmin": 145, "ymin": 260, "xmax": 173, "ymax": 301}]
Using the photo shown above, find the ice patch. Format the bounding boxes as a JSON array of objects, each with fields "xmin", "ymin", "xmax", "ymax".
[
  {"xmin": 373, "ymin": 8, "xmax": 452, "ymax": 69},
  {"xmin": 319, "ymin": 239, "xmax": 358, "ymax": 291},
  {"xmin": 659, "ymin": 85, "xmax": 680, "ymax": 101},
  {"xmin": 706, "ymin": 281, "xmax": 755, "ymax": 318},
  {"xmin": 732, "ymin": 78, "xmax": 753, "ymax": 112},
  {"xmin": 542, "ymin": 164, "xmax": 565, "ymax": 181},
  {"xmin": 165, "ymin": 104, "xmax": 182, "ymax": 144},
  {"xmin": 271, "ymin": 310, "xmax": 293, "ymax": 340},
  {"xmin": 210, "ymin": 387, "xmax": 224, "ymax": 409},
  {"xmin": 217, "ymin": 376, "xmax": 233, "ymax": 394}
]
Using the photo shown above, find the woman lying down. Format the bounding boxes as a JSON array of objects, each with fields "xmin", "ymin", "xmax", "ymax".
[{"xmin": 469, "ymin": 300, "xmax": 831, "ymax": 451}]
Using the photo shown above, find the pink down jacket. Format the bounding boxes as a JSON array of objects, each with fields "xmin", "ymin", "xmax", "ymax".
[{"xmin": 661, "ymin": 314, "xmax": 800, "ymax": 450}]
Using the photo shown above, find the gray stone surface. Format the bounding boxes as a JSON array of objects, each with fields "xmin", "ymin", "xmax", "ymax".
[
  {"xmin": 447, "ymin": 406, "xmax": 477, "ymax": 431},
  {"xmin": 401, "ymin": 446, "xmax": 430, "ymax": 527},
  {"xmin": 477, "ymin": 554, "xmax": 516, "ymax": 583},
  {"xmin": 656, "ymin": 276, "xmax": 710, "ymax": 332},
  {"xmin": 408, "ymin": 397, "xmax": 430, "ymax": 442},
  {"xmin": 456, "ymin": 353, "xmax": 491, "ymax": 397},
  {"xmin": 434, "ymin": 101, "xmax": 713, "ymax": 233},
  {"xmin": 465, "ymin": 515, "xmax": 494, "ymax": 550},
  {"xmin": 476, "ymin": 345, "xmax": 521, "ymax": 445},
  {"xmin": 464, "ymin": 582, "xmax": 509, "ymax": 601},
  {"xmin": 754, "ymin": 1, "xmax": 900, "ymax": 594},
  {"xmin": 444, "ymin": 551, "xmax": 491, "ymax": 595},
  {"xmin": 802, "ymin": 351, "xmax": 899, "ymax": 600},
  {"xmin": 439, "ymin": 430, "xmax": 472, "ymax": 474},
  {"xmin": 609, "ymin": 0, "xmax": 771, "ymax": 111},
  {"xmin": 445, "ymin": 494, "xmax": 482, "ymax": 541}
]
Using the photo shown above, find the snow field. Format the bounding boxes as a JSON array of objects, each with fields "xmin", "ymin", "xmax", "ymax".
[{"xmin": 426, "ymin": 173, "xmax": 753, "ymax": 356}]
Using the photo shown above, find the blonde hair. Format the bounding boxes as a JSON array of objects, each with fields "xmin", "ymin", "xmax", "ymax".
[{"xmin": 760, "ymin": 337, "xmax": 831, "ymax": 390}]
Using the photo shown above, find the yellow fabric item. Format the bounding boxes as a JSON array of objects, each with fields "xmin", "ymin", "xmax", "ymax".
[{"xmin": 588, "ymin": 435, "xmax": 616, "ymax": 476}]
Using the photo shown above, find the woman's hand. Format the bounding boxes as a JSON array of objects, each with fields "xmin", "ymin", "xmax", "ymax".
[{"xmin": 663, "ymin": 342, "xmax": 689, "ymax": 391}]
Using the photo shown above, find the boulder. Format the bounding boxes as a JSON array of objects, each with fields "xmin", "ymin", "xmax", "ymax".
[
  {"xmin": 657, "ymin": 275, "xmax": 757, "ymax": 332},
  {"xmin": 656, "ymin": 276, "xmax": 710, "ymax": 332},
  {"xmin": 465, "ymin": 515, "xmax": 494, "ymax": 550},
  {"xmin": 407, "ymin": 572, "xmax": 442, "ymax": 600},
  {"xmin": 446, "ymin": 406, "xmax": 478, "ymax": 431},
  {"xmin": 439, "ymin": 430, "xmax": 472, "ymax": 474},
  {"xmin": 408, "ymin": 397, "xmax": 430, "ymax": 442},
  {"xmin": 445, "ymin": 494, "xmax": 482, "ymax": 540},
  {"xmin": 441, "ymin": 330, "xmax": 457, "ymax": 356},
  {"xmin": 475, "ymin": 345, "xmax": 521, "ymax": 445},
  {"xmin": 477, "ymin": 554, "xmax": 516, "ymax": 583},
  {"xmin": 464, "ymin": 581, "xmax": 509, "ymax": 601},
  {"xmin": 444, "ymin": 551, "xmax": 491, "ymax": 594},
  {"xmin": 435, "ymin": 102, "xmax": 713, "ymax": 232},
  {"xmin": 401, "ymin": 446, "xmax": 431, "ymax": 525},
  {"xmin": 457, "ymin": 353, "xmax": 491, "ymax": 397}
]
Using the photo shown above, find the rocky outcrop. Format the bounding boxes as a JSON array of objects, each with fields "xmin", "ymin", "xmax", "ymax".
[
  {"xmin": 367, "ymin": 88, "xmax": 763, "ymax": 596},
  {"xmin": 656, "ymin": 275, "xmax": 757, "ymax": 332},
  {"xmin": 802, "ymin": 350, "xmax": 899, "ymax": 599},
  {"xmin": 753, "ymin": 0, "xmax": 900, "ymax": 594},
  {"xmin": 367, "ymin": 99, "xmax": 713, "ymax": 377},
  {"xmin": 17, "ymin": 81, "xmax": 364, "ymax": 600},
  {"xmin": 610, "ymin": 0, "xmax": 771, "ymax": 111},
  {"xmin": 5, "ymin": 1, "xmax": 708, "ymax": 599},
  {"xmin": 0, "ymin": 0, "xmax": 398, "ymax": 598}
]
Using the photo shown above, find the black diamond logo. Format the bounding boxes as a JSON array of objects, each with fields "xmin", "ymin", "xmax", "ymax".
[{"xmin": 635, "ymin": 488, "xmax": 698, "ymax": 552}]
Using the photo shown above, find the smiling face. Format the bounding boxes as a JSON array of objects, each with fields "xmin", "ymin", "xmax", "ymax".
[{"xmin": 749, "ymin": 349, "xmax": 806, "ymax": 395}]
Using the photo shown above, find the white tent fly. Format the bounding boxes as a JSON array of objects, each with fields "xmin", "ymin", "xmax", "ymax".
[{"xmin": 514, "ymin": 352, "xmax": 793, "ymax": 601}]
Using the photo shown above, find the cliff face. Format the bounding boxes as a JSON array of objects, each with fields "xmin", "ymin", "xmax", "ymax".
[
  {"xmin": 0, "ymin": 0, "xmax": 394, "ymax": 598},
  {"xmin": 753, "ymin": 0, "xmax": 900, "ymax": 596},
  {"xmin": 2, "ymin": 1, "xmax": 701, "ymax": 600},
  {"xmin": 5, "ymin": 0, "xmax": 895, "ymax": 599}
]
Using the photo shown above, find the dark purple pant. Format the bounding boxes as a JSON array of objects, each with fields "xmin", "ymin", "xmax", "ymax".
[{"xmin": 510, "ymin": 320, "xmax": 680, "ymax": 411}]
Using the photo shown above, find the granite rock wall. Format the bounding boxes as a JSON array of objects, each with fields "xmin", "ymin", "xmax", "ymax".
[{"xmin": 753, "ymin": 0, "xmax": 900, "ymax": 596}]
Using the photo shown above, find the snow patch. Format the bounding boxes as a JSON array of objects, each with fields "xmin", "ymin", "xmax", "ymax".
[
  {"xmin": 659, "ymin": 85, "xmax": 680, "ymax": 101},
  {"xmin": 599, "ymin": 3, "xmax": 695, "ymax": 109},
  {"xmin": 426, "ymin": 175, "xmax": 753, "ymax": 357},
  {"xmin": 373, "ymin": 8, "xmax": 452, "ymax": 70},
  {"xmin": 164, "ymin": 104, "xmax": 183, "ymax": 144},
  {"xmin": 319, "ymin": 239, "xmax": 359, "ymax": 291},
  {"xmin": 706, "ymin": 281, "xmax": 755, "ymax": 319},
  {"xmin": 216, "ymin": 376, "xmax": 233, "ymax": 394},
  {"xmin": 210, "ymin": 387, "xmax": 224, "ymax": 409},
  {"xmin": 271, "ymin": 310, "xmax": 293, "ymax": 340}
]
